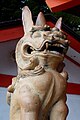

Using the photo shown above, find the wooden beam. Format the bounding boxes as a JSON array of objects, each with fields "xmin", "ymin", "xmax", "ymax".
[
  {"xmin": 65, "ymin": 55, "xmax": 80, "ymax": 68},
  {"xmin": 0, "ymin": 74, "xmax": 13, "ymax": 87},
  {"xmin": 0, "ymin": 23, "xmax": 80, "ymax": 53},
  {"xmin": 67, "ymin": 83, "xmax": 80, "ymax": 95},
  {"xmin": 0, "ymin": 26, "xmax": 24, "ymax": 42},
  {"xmin": 46, "ymin": 0, "xmax": 80, "ymax": 12}
]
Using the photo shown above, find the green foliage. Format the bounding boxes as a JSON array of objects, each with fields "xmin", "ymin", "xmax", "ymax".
[
  {"xmin": 0, "ymin": 0, "xmax": 80, "ymax": 35},
  {"xmin": 0, "ymin": 0, "xmax": 21, "ymax": 21},
  {"xmin": 0, "ymin": 0, "xmax": 50, "ymax": 21},
  {"xmin": 53, "ymin": 12, "xmax": 80, "ymax": 27},
  {"xmin": 22, "ymin": 0, "xmax": 51, "ymax": 16},
  {"xmin": 53, "ymin": 12, "xmax": 80, "ymax": 35}
]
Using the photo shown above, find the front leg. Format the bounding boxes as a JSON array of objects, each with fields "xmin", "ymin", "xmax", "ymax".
[
  {"xmin": 18, "ymin": 85, "xmax": 41, "ymax": 120},
  {"xmin": 20, "ymin": 109, "xmax": 39, "ymax": 120},
  {"xmin": 50, "ymin": 96, "xmax": 68, "ymax": 120}
]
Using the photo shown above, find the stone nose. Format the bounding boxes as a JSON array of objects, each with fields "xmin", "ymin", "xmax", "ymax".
[
  {"xmin": 43, "ymin": 34, "xmax": 54, "ymax": 41},
  {"xmin": 65, "ymin": 40, "xmax": 70, "ymax": 44}
]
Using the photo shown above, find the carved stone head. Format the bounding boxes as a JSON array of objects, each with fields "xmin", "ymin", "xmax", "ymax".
[{"xmin": 16, "ymin": 6, "xmax": 69, "ymax": 72}]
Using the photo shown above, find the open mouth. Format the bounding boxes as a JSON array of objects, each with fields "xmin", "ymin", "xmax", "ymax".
[
  {"xmin": 38, "ymin": 41, "xmax": 69, "ymax": 55},
  {"xmin": 48, "ymin": 44, "xmax": 65, "ymax": 54},
  {"xmin": 22, "ymin": 40, "xmax": 69, "ymax": 57}
]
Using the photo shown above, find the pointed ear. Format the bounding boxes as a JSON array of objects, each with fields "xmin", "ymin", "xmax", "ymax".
[
  {"xmin": 36, "ymin": 12, "xmax": 46, "ymax": 26},
  {"xmin": 22, "ymin": 6, "xmax": 33, "ymax": 34},
  {"xmin": 55, "ymin": 17, "xmax": 62, "ymax": 30}
]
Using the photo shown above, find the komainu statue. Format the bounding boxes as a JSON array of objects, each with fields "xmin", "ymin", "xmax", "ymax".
[{"xmin": 7, "ymin": 6, "xmax": 70, "ymax": 120}]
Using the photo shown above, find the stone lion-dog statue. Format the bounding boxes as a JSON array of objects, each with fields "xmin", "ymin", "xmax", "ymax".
[{"xmin": 7, "ymin": 6, "xmax": 70, "ymax": 120}]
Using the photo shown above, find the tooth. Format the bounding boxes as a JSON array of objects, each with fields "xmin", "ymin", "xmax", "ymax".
[
  {"xmin": 60, "ymin": 45, "xmax": 65, "ymax": 48},
  {"xmin": 57, "ymin": 44, "xmax": 59, "ymax": 47},
  {"xmin": 44, "ymin": 49, "xmax": 47, "ymax": 53},
  {"xmin": 53, "ymin": 44, "xmax": 57, "ymax": 46},
  {"xmin": 46, "ymin": 43, "xmax": 48, "ymax": 50}
]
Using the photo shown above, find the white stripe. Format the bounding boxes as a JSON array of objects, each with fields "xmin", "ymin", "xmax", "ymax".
[{"xmin": 67, "ymin": 47, "xmax": 80, "ymax": 64}]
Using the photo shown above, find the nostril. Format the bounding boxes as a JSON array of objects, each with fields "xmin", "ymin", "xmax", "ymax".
[
  {"xmin": 52, "ymin": 35, "xmax": 55, "ymax": 39},
  {"xmin": 43, "ymin": 34, "xmax": 47, "ymax": 39},
  {"xmin": 48, "ymin": 36, "xmax": 53, "ymax": 40}
]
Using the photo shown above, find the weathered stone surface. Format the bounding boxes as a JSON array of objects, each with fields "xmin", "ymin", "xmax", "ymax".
[{"xmin": 7, "ymin": 6, "xmax": 69, "ymax": 120}]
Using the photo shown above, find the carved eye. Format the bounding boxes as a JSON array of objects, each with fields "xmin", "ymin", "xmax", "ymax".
[
  {"xmin": 26, "ymin": 46, "xmax": 34, "ymax": 54},
  {"xmin": 21, "ymin": 44, "xmax": 34, "ymax": 57}
]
